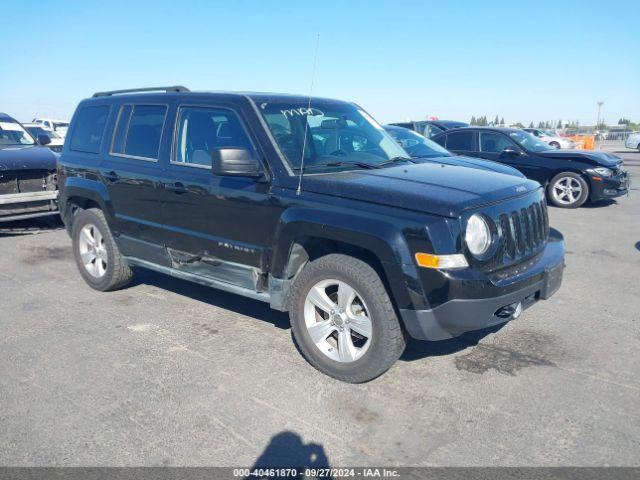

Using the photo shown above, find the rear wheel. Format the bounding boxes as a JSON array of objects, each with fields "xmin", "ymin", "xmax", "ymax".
[
  {"xmin": 547, "ymin": 172, "xmax": 589, "ymax": 208},
  {"xmin": 549, "ymin": 141, "xmax": 560, "ymax": 149},
  {"xmin": 72, "ymin": 208, "xmax": 133, "ymax": 291},
  {"xmin": 289, "ymin": 254, "xmax": 406, "ymax": 383}
]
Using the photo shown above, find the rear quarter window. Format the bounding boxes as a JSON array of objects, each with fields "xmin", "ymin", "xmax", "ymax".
[{"xmin": 69, "ymin": 105, "xmax": 110, "ymax": 154}]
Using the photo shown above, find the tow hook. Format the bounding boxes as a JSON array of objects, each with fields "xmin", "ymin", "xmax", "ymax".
[{"xmin": 495, "ymin": 302, "xmax": 523, "ymax": 320}]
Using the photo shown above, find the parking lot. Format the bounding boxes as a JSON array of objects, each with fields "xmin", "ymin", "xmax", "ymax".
[{"xmin": 1, "ymin": 150, "xmax": 638, "ymax": 467}]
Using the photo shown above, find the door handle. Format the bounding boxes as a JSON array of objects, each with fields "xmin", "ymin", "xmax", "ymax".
[
  {"xmin": 102, "ymin": 171, "xmax": 119, "ymax": 182},
  {"xmin": 165, "ymin": 182, "xmax": 187, "ymax": 194}
]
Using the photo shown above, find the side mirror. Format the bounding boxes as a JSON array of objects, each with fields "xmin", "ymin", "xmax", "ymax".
[
  {"xmin": 501, "ymin": 147, "xmax": 520, "ymax": 157},
  {"xmin": 211, "ymin": 147, "xmax": 262, "ymax": 178},
  {"xmin": 37, "ymin": 134, "xmax": 51, "ymax": 146}
]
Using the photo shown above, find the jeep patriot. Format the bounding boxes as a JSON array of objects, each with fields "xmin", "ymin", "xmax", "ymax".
[{"xmin": 58, "ymin": 86, "xmax": 565, "ymax": 382}]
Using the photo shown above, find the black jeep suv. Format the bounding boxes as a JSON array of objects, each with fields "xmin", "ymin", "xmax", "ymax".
[{"xmin": 58, "ymin": 86, "xmax": 565, "ymax": 382}]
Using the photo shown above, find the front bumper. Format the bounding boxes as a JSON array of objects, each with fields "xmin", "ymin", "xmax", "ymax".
[
  {"xmin": 400, "ymin": 232, "xmax": 565, "ymax": 341},
  {"xmin": 0, "ymin": 190, "xmax": 59, "ymax": 222},
  {"xmin": 590, "ymin": 171, "xmax": 630, "ymax": 201}
]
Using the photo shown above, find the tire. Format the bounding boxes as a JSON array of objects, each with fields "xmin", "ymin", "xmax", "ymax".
[
  {"xmin": 288, "ymin": 254, "xmax": 406, "ymax": 383},
  {"xmin": 549, "ymin": 141, "xmax": 560, "ymax": 149},
  {"xmin": 637, "ymin": 143, "xmax": 640, "ymax": 153},
  {"xmin": 547, "ymin": 172, "xmax": 589, "ymax": 208},
  {"xmin": 71, "ymin": 208, "xmax": 133, "ymax": 291}
]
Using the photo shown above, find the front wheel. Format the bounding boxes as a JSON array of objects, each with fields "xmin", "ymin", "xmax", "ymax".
[
  {"xmin": 289, "ymin": 254, "xmax": 406, "ymax": 383},
  {"xmin": 547, "ymin": 172, "xmax": 589, "ymax": 208}
]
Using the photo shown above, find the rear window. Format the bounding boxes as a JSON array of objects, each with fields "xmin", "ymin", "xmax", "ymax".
[
  {"xmin": 69, "ymin": 106, "xmax": 110, "ymax": 154},
  {"xmin": 111, "ymin": 104, "xmax": 167, "ymax": 160},
  {"xmin": 445, "ymin": 131, "xmax": 474, "ymax": 151}
]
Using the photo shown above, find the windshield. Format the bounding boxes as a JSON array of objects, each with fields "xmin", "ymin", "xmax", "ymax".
[
  {"xmin": 543, "ymin": 129, "xmax": 557, "ymax": 137},
  {"xmin": 384, "ymin": 127, "xmax": 451, "ymax": 158},
  {"xmin": 26, "ymin": 126, "xmax": 60, "ymax": 139},
  {"xmin": 258, "ymin": 100, "xmax": 408, "ymax": 172},
  {"xmin": 0, "ymin": 121, "xmax": 36, "ymax": 146},
  {"xmin": 509, "ymin": 130, "xmax": 552, "ymax": 153}
]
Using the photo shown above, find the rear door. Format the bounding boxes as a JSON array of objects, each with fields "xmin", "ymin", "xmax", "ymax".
[
  {"xmin": 159, "ymin": 102, "xmax": 276, "ymax": 290},
  {"xmin": 440, "ymin": 130, "xmax": 477, "ymax": 156},
  {"xmin": 100, "ymin": 102, "xmax": 169, "ymax": 263}
]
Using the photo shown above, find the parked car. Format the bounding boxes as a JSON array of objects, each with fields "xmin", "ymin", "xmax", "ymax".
[
  {"xmin": 523, "ymin": 128, "xmax": 575, "ymax": 149},
  {"xmin": 433, "ymin": 127, "xmax": 629, "ymax": 208},
  {"xmin": 624, "ymin": 132, "xmax": 640, "ymax": 151},
  {"xmin": 23, "ymin": 123, "xmax": 65, "ymax": 152},
  {"xmin": 0, "ymin": 113, "xmax": 59, "ymax": 222},
  {"xmin": 383, "ymin": 125, "xmax": 525, "ymax": 177},
  {"xmin": 58, "ymin": 86, "xmax": 564, "ymax": 382},
  {"xmin": 32, "ymin": 118, "xmax": 69, "ymax": 138},
  {"xmin": 390, "ymin": 120, "xmax": 469, "ymax": 138}
]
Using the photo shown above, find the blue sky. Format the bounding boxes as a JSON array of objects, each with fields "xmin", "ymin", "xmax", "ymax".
[{"xmin": 1, "ymin": 0, "xmax": 638, "ymax": 125}]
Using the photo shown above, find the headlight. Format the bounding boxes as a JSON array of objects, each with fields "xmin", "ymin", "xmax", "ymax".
[
  {"xmin": 588, "ymin": 167, "xmax": 613, "ymax": 177},
  {"xmin": 465, "ymin": 214, "xmax": 491, "ymax": 257}
]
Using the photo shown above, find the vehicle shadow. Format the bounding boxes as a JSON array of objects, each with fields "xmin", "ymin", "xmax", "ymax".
[
  {"xmin": 400, "ymin": 323, "xmax": 505, "ymax": 361},
  {"xmin": 582, "ymin": 199, "xmax": 618, "ymax": 208},
  {"xmin": 132, "ymin": 267, "xmax": 291, "ymax": 330},
  {"xmin": 0, "ymin": 216, "xmax": 63, "ymax": 237},
  {"xmin": 635, "ymin": 241, "xmax": 640, "ymax": 252},
  {"xmin": 246, "ymin": 431, "xmax": 332, "ymax": 479}
]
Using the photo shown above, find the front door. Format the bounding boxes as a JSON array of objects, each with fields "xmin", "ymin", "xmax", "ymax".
[
  {"xmin": 476, "ymin": 131, "xmax": 540, "ymax": 180},
  {"xmin": 160, "ymin": 104, "xmax": 276, "ymax": 291}
]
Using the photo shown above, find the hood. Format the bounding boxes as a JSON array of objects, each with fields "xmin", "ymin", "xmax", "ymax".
[
  {"xmin": 299, "ymin": 163, "xmax": 541, "ymax": 217},
  {"xmin": 0, "ymin": 145, "xmax": 58, "ymax": 172},
  {"xmin": 418, "ymin": 154, "xmax": 525, "ymax": 178},
  {"xmin": 537, "ymin": 149, "xmax": 622, "ymax": 168}
]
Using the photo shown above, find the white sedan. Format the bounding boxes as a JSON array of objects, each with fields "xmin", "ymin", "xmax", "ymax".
[
  {"xmin": 624, "ymin": 132, "xmax": 640, "ymax": 152},
  {"xmin": 523, "ymin": 128, "xmax": 575, "ymax": 149}
]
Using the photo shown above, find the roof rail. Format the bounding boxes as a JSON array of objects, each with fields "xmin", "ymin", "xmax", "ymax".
[{"xmin": 92, "ymin": 86, "xmax": 190, "ymax": 98}]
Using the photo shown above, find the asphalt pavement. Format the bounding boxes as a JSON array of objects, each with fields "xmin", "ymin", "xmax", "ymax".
[{"xmin": 0, "ymin": 150, "xmax": 638, "ymax": 467}]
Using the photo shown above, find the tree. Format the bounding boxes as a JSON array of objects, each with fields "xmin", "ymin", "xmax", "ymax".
[
  {"xmin": 470, "ymin": 116, "xmax": 476, "ymax": 125},
  {"xmin": 500, "ymin": 117, "xmax": 505, "ymax": 126},
  {"xmin": 494, "ymin": 115, "xmax": 500, "ymax": 126},
  {"xmin": 557, "ymin": 120, "xmax": 562, "ymax": 129},
  {"xmin": 529, "ymin": 121, "xmax": 534, "ymax": 128},
  {"xmin": 514, "ymin": 122, "xmax": 524, "ymax": 128},
  {"xmin": 618, "ymin": 118, "xmax": 630, "ymax": 125}
]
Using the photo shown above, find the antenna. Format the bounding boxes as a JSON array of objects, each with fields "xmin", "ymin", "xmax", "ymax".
[{"xmin": 296, "ymin": 34, "xmax": 320, "ymax": 196}]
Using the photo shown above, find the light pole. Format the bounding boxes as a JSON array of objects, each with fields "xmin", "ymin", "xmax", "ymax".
[{"xmin": 596, "ymin": 101, "xmax": 604, "ymax": 149}]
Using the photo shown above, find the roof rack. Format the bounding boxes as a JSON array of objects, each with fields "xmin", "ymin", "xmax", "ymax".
[{"xmin": 92, "ymin": 86, "xmax": 190, "ymax": 98}]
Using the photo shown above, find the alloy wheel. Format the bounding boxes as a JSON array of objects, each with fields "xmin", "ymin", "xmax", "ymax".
[
  {"xmin": 303, "ymin": 279, "xmax": 372, "ymax": 363},
  {"xmin": 552, "ymin": 177, "xmax": 583, "ymax": 206},
  {"xmin": 78, "ymin": 224, "xmax": 108, "ymax": 278}
]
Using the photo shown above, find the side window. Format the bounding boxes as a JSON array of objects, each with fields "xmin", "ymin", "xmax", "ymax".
[
  {"xmin": 445, "ymin": 131, "xmax": 474, "ymax": 151},
  {"xmin": 433, "ymin": 135, "xmax": 446, "ymax": 148},
  {"xmin": 111, "ymin": 104, "xmax": 167, "ymax": 160},
  {"xmin": 479, "ymin": 132, "xmax": 515, "ymax": 153},
  {"xmin": 174, "ymin": 106, "xmax": 253, "ymax": 167},
  {"xmin": 69, "ymin": 106, "xmax": 110, "ymax": 154},
  {"xmin": 423, "ymin": 124, "xmax": 443, "ymax": 138}
]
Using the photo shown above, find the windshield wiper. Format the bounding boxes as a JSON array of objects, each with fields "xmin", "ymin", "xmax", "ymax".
[
  {"xmin": 377, "ymin": 156, "xmax": 416, "ymax": 166},
  {"xmin": 294, "ymin": 161, "xmax": 380, "ymax": 171}
]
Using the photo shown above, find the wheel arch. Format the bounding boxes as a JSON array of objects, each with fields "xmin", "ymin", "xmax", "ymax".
[{"xmin": 268, "ymin": 208, "xmax": 416, "ymax": 313}]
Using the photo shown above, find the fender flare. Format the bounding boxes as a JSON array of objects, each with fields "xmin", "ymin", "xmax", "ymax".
[
  {"xmin": 61, "ymin": 177, "xmax": 115, "ymax": 229},
  {"xmin": 269, "ymin": 207, "xmax": 419, "ymax": 311}
]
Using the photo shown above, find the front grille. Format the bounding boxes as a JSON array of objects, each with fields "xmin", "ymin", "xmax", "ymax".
[{"xmin": 483, "ymin": 199, "xmax": 549, "ymax": 271}]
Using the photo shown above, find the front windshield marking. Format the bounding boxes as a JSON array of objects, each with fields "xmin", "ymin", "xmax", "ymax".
[
  {"xmin": 258, "ymin": 100, "xmax": 408, "ymax": 173},
  {"xmin": 0, "ymin": 121, "xmax": 35, "ymax": 146},
  {"xmin": 509, "ymin": 130, "xmax": 551, "ymax": 153}
]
